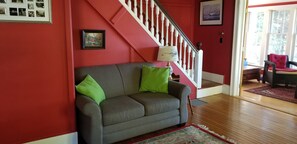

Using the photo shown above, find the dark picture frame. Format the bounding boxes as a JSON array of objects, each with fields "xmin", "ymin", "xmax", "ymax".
[
  {"xmin": 81, "ymin": 30, "xmax": 105, "ymax": 49},
  {"xmin": 200, "ymin": 0, "xmax": 223, "ymax": 25}
]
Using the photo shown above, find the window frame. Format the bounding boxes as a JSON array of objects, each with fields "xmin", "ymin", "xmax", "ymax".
[{"xmin": 245, "ymin": 7, "xmax": 297, "ymax": 67}]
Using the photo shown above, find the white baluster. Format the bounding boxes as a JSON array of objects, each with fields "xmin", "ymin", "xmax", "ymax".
[
  {"xmin": 161, "ymin": 13, "xmax": 165, "ymax": 45},
  {"xmin": 179, "ymin": 37, "xmax": 183, "ymax": 64},
  {"xmin": 133, "ymin": 0, "xmax": 137, "ymax": 14},
  {"xmin": 191, "ymin": 50, "xmax": 196, "ymax": 78},
  {"xmin": 128, "ymin": 0, "xmax": 132, "ymax": 9},
  {"xmin": 175, "ymin": 31, "xmax": 178, "ymax": 47},
  {"xmin": 140, "ymin": 0, "xmax": 143, "ymax": 22},
  {"xmin": 170, "ymin": 26, "xmax": 174, "ymax": 46},
  {"xmin": 165, "ymin": 19, "xmax": 169, "ymax": 46},
  {"xmin": 150, "ymin": 0, "xmax": 155, "ymax": 34},
  {"xmin": 156, "ymin": 6, "xmax": 160, "ymax": 40},
  {"xmin": 145, "ymin": 0, "xmax": 148, "ymax": 27},
  {"xmin": 187, "ymin": 47, "xmax": 191, "ymax": 75},
  {"xmin": 183, "ymin": 42, "xmax": 187, "ymax": 69}
]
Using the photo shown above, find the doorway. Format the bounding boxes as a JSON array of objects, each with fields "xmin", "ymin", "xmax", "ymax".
[{"xmin": 232, "ymin": 0, "xmax": 297, "ymax": 116}]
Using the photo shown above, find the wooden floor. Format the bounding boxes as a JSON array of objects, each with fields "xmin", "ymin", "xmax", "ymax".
[
  {"xmin": 240, "ymin": 80, "xmax": 297, "ymax": 116},
  {"xmin": 190, "ymin": 94, "xmax": 297, "ymax": 144}
]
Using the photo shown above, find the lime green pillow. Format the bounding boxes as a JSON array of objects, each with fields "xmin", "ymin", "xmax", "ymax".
[
  {"xmin": 139, "ymin": 65, "xmax": 170, "ymax": 93},
  {"xmin": 76, "ymin": 75, "xmax": 105, "ymax": 105}
]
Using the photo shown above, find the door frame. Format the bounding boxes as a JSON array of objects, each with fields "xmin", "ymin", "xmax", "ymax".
[{"xmin": 230, "ymin": 0, "xmax": 248, "ymax": 96}]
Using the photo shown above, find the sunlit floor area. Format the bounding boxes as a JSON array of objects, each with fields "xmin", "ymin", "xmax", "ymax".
[
  {"xmin": 191, "ymin": 94, "xmax": 297, "ymax": 144},
  {"xmin": 240, "ymin": 80, "xmax": 297, "ymax": 116}
]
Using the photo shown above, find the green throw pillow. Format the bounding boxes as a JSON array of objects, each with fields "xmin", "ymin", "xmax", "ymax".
[
  {"xmin": 76, "ymin": 74, "xmax": 105, "ymax": 105},
  {"xmin": 139, "ymin": 65, "xmax": 169, "ymax": 93}
]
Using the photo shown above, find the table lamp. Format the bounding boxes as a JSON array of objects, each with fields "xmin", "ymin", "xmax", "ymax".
[{"xmin": 157, "ymin": 46, "xmax": 179, "ymax": 79}]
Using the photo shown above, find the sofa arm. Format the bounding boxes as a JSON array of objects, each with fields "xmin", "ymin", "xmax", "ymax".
[
  {"xmin": 76, "ymin": 94, "xmax": 103, "ymax": 144},
  {"xmin": 168, "ymin": 81, "xmax": 191, "ymax": 124}
]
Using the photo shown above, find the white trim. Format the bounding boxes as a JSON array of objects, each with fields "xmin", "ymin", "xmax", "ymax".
[
  {"xmin": 25, "ymin": 132, "xmax": 77, "ymax": 144},
  {"xmin": 230, "ymin": 0, "xmax": 247, "ymax": 96},
  {"xmin": 196, "ymin": 84, "xmax": 230, "ymax": 98},
  {"xmin": 222, "ymin": 84, "xmax": 230, "ymax": 95},
  {"xmin": 197, "ymin": 85, "xmax": 223, "ymax": 98},
  {"xmin": 202, "ymin": 71, "xmax": 224, "ymax": 84}
]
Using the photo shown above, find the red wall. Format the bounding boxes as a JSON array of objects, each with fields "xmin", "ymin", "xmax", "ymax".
[
  {"xmin": 72, "ymin": 0, "xmax": 163, "ymax": 67},
  {"xmin": 159, "ymin": 0, "xmax": 195, "ymax": 42},
  {"xmin": 72, "ymin": 0, "xmax": 144, "ymax": 67},
  {"xmin": 0, "ymin": 0, "xmax": 236, "ymax": 143},
  {"xmin": 0, "ymin": 0, "xmax": 75, "ymax": 143},
  {"xmin": 160, "ymin": 0, "xmax": 236, "ymax": 85},
  {"xmin": 194, "ymin": 0, "xmax": 235, "ymax": 84}
]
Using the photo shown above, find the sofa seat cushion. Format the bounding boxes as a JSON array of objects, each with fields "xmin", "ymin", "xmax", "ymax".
[
  {"xmin": 130, "ymin": 93, "xmax": 180, "ymax": 116},
  {"xmin": 101, "ymin": 96, "xmax": 145, "ymax": 126}
]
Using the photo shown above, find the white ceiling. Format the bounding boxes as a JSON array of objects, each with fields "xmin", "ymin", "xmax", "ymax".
[{"xmin": 249, "ymin": 0, "xmax": 297, "ymax": 5}]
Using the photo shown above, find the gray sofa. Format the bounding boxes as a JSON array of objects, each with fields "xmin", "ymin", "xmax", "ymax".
[{"xmin": 75, "ymin": 62, "xmax": 191, "ymax": 144}]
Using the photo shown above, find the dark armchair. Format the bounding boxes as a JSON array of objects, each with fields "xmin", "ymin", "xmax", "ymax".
[{"xmin": 262, "ymin": 54, "xmax": 297, "ymax": 87}]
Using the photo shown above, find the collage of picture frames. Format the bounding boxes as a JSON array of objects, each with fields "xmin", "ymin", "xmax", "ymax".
[{"xmin": 0, "ymin": 0, "xmax": 46, "ymax": 18}]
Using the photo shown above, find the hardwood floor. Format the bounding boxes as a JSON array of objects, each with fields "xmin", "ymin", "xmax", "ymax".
[
  {"xmin": 190, "ymin": 94, "xmax": 297, "ymax": 144},
  {"xmin": 240, "ymin": 80, "xmax": 297, "ymax": 116}
]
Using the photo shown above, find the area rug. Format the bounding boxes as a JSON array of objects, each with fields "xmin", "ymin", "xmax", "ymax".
[
  {"xmin": 245, "ymin": 86, "xmax": 297, "ymax": 104},
  {"xmin": 133, "ymin": 124, "xmax": 236, "ymax": 144},
  {"xmin": 191, "ymin": 99, "xmax": 207, "ymax": 107}
]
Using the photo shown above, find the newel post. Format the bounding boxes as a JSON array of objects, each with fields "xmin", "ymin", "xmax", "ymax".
[{"xmin": 194, "ymin": 49, "xmax": 203, "ymax": 88}]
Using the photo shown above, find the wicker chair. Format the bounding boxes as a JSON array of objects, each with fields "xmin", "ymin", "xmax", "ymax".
[{"xmin": 262, "ymin": 54, "xmax": 297, "ymax": 87}]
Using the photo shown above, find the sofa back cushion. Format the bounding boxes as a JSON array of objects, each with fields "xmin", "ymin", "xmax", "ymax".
[
  {"xmin": 75, "ymin": 65, "xmax": 125, "ymax": 98},
  {"xmin": 117, "ymin": 62, "xmax": 154, "ymax": 95}
]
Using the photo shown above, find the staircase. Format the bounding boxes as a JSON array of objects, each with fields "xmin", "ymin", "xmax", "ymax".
[{"xmin": 119, "ymin": 0, "xmax": 203, "ymax": 88}]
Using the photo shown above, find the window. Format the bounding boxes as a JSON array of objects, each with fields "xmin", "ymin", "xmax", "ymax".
[
  {"xmin": 293, "ymin": 20, "xmax": 297, "ymax": 61},
  {"xmin": 245, "ymin": 7, "xmax": 297, "ymax": 67},
  {"xmin": 267, "ymin": 10, "xmax": 290, "ymax": 55},
  {"xmin": 245, "ymin": 12, "xmax": 265, "ymax": 65}
]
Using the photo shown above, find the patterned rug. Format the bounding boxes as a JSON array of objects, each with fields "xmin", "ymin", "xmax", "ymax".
[
  {"xmin": 245, "ymin": 86, "xmax": 297, "ymax": 104},
  {"xmin": 132, "ymin": 124, "xmax": 236, "ymax": 144}
]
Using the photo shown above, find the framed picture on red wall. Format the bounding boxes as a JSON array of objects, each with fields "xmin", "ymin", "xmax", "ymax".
[
  {"xmin": 200, "ymin": 0, "xmax": 223, "ymax": 25},
  {"xmin": 0, "ymin": 0, "xmax": 52, "ymax": 23},
  {"xmin": 81, "ymin": 30, "xmax": 105, "ymax": 50}
]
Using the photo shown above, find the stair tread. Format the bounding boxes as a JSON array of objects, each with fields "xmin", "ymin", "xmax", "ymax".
[{"xmin": 201, "ymin": 79, "xmax": 222, "ymax": 89}]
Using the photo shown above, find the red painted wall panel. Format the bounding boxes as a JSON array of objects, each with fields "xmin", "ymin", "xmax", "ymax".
[
  {"xmin": 72, "ymin": 0, "xmax": 158, "ymax": 67},
  {"xmin": 159, "ymin": 0, "xmax": 195, "ymax": 42},
  {"xmin": 72, "ymin": 0, "xmax": 145, "ymax": 67},
  {"xmin": 194, "ymin": 0, "xmax": 235, "ymax": 84},
  {"xmin": 0, "ymin": 0, "xmax": 75, "ymax": 143}
]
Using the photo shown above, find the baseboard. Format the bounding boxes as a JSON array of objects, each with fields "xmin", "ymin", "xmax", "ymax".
[
  {"xmin": 202, "ymin": 71, "xmax": 224, "ymax": 84},
  {"xmin": 197, "ymin": 85, "xmax": 223, "ymax": 98},
  {"xmin": 222, "ymin": 84, "xmax": 230, "ymax": 95},
  {"xmin": 196, "ymin": 84, "xmax": 230, "ymax": 98},
  {"xmin": 25, "ymin": 132, "xmax": 77, "ymax": 144}
]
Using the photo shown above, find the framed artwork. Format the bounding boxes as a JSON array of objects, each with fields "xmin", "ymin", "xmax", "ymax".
[
  {"xmin": 0, "ymin": 0, "xmax": 52, "ymax": 23},
  {"xmin": 200, "ymin": 0, "xmax": 223, "ymax": 25},
  {"xmin": 81, "ymin": 30, "xmax": 105, "ymax": 49}
]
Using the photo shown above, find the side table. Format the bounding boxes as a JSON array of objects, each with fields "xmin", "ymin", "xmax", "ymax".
[
  {"xmin": 171, "ymin": 73, "xmax": 194, "ymax": 114},
  {"xmin": 243, "ymin": 66, "xmax": 261, "ymax": 82}
]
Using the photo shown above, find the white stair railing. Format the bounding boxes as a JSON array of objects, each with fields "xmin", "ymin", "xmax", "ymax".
[{"xmin": 119, "ymin": 0, "xmax": 203, "ymax": 88}]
